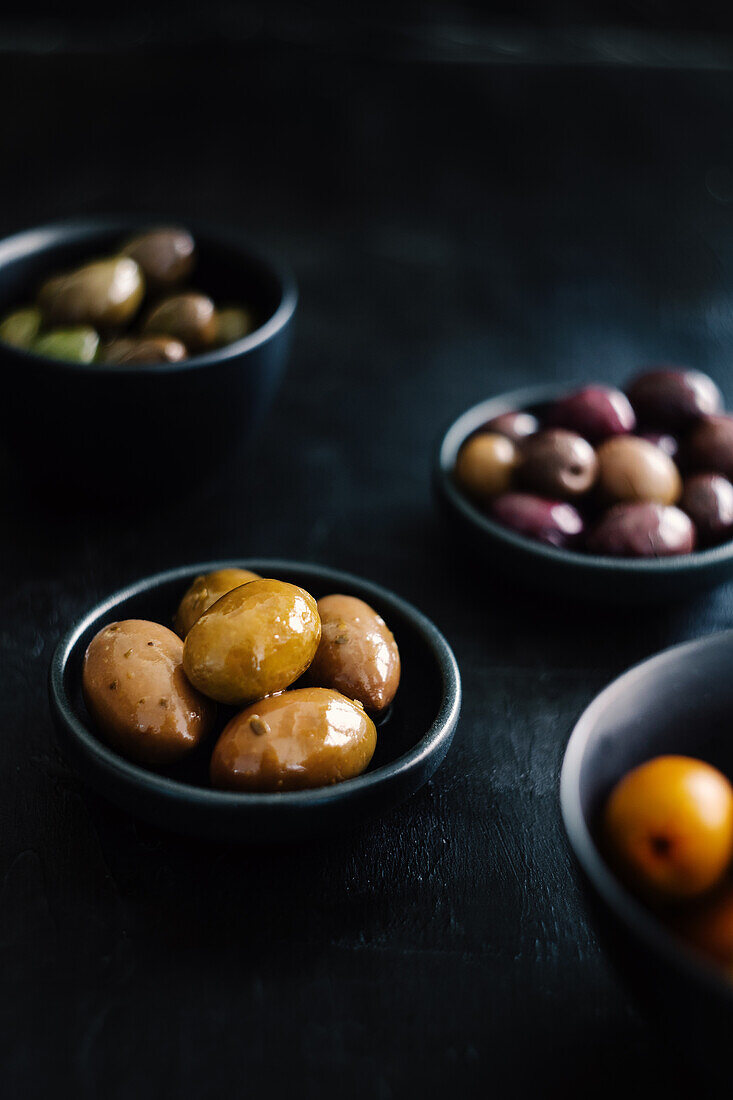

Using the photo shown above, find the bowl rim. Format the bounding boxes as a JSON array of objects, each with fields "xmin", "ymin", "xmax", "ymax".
[
  {"xmin": 0, "ymin": 216, "xmax": 298, "ymax": 375},
  {"xmin": 435, "ymin": 382, "xmax": 733, "ymax": 574},
  {"xmin": 49, "ymin": 559, "xmax": 462, "ymax": 810},
  {"xmin": 560, "ymin": 628, "xmax": 733, "ymax": 1005}
]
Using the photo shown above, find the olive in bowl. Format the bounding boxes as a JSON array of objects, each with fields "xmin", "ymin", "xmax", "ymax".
[
  {"xmin": 0, "ymin": 218, "xmax": 297, "ymax": 494},
  {"xmin": 560, "ymin": 631, "xmax": 733, "ymax": 1081},
  {"xmin": 49, "ymin": 561, "xmax": 460, "ymax": 841},
  {"xmin": 435, "ymin": 380, "xmax": 733, "ymax": 602}
]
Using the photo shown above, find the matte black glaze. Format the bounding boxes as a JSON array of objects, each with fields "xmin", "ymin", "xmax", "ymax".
[
  {"xmin": 49, "ymin": 560, "xmax": 461, "ymax": 842},
  {"xmin": 0, "ymin": 218, "xmax": 296, "ymax": 495},
  {"xmin": 435, "ymin": 384, "xmax": 733, "ymax": 602},
  {"xmin": 560, "ymin": 631, "xmax": 733, "ymax": 1080}
]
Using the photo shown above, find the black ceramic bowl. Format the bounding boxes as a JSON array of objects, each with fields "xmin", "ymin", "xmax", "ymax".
[
  {"xmin": 49, "ymin": 560, "xmax": 461, "ymax": 843},
  {"xmin": 0, "ymin": 218, "xmax": 296, "ymax": 493},
  {"xmin": 561, "ymin": 631, "xmax": 733, "ymax": 1077},
  {"xmin": 434, "ymin": 384, "xmax": 733, "ymax": 603}
]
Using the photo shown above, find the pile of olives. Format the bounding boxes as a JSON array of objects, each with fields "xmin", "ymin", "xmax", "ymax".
[
  {"xmin": 82, "ymin": 568, "xmax": 401, "ymax": 792},
  {"xmin": 603, "ymin": 755, "xmax": 733, "ymax": 980},
  {"xmin": 0, "ymin": 227, "xmax": 255, "ymax": 364},
  {"xmin": 454, "ymin": 367, "xmax": 733, "ymax": 557}
]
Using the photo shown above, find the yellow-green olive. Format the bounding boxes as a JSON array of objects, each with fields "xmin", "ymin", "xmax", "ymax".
[
  {"xmin": 33, "ymin": 327, "xmax": 100, "ymax": 363},
  {"xmin": 183, "ymin": 578, "xmax": 321, "ymax": 705},
  {"xmin": 102, "ymin": 335, "xmax": 187, "ymax": 364},
  {"xmin": 596, "ymin": 435, "xmax": 681, "ymax": 505},
  {"xmin": 142, "ymin": 292, "xmax": 217, "ymax": 351},
  {"xmin": 121, "ymin": 227, "xmax": 195, "ymax": 290},
  {"xmin": 174, "ymin": 568, "xmax": 262, "ymax": 637},
  {"xmin": 0, "ymin": 306, "xmax": 41, "ymax": 349},
  {"xmin": 210, "ymin": 687, "xmax": 377, "ymax": 791},
  {"xmin": 82, "ymin": 619, "xmax": 216, "ymax": 766},
  {"xmin": 455, "ymin": 432, "xmax": 517, "ymax": 500},
  {"xmin": 39, "ymin": 257, "xmax": 145, "ymax": 328},
  {"xmin": 214, "ymin": 306, "xmax": 255, "ymax": 347},
  {"xmin": 307, "ymin": 594, "xmax": 400, "ymax": 713}
]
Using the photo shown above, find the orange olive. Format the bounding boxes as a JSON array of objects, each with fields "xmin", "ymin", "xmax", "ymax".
[
  {"xmin": 455, "ymin": 432, "xmax": 516, "ymax": 500},
  {"xmin": 603, "ymin": 755, "xmax": 733, "ymax": 901}
]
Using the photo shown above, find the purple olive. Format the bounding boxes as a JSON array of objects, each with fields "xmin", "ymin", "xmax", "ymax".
[
  {"xmin": 547, "ymin": 385, "xmax": 636, "ymax": 442},
  {"xmin": 685, "ymin": 414, "xmax": 733, "ymax": 480},
  {"xmin": 490, "ymin": 493, "xmax": 583, "ymax": 548},
  {"xmin": 639, "ymin": 431, "xmax": 678, "ymax": 459},
  {"xmin": 626, "ymin": 368, "xmax": 722, "ymax": 430},
  {"xmin": 679, "ymin": 473, "xmax": 733, "ymax": 547},
  {"xmin": 481, "ymin": 410, "xmax": 539, "ymax": 443},
  {"xmin": 517, "ymin": 429, "xmax": 598, "ymax": 499},
  {"xmin": 586, "ymin": 502, "xmax": 696, "ymax": 558}
]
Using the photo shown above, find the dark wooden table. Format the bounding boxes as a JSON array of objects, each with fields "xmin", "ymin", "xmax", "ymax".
[{"xmin": 2, "ymin": 18, "xmax": 733, "ymax": 1097}]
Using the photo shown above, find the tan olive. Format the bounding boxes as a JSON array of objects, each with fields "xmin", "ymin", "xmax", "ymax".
[
  {"xmin": 210, "ymin": 687, "xmax": 377, "ymax": 791},
  {"xmin": 183, "ymin": 578, "xmax": 321, "ymax": 706},
  {"xmin": 82, "ymin": 619, "xmax": 215, "ymax": 766},
  {"xmin": 0, "ymin": 306, "xmax": 41, "ymax": 349},
  {"xmin": 307, "ymin": 594, "xmax": 400, "ymax": 713},
  {"xmin": 174, "ymin": 568, "xmax": 262, "ymax": 637},
  {"xmin": 39, "ymin": 257, "xmax": 145, "ymax": 329},
  {"xmin": 121, "ymin": 227, "xmax": 195, "ymax": 290},
  {"xmin": 142, "ymin": 292, "xmax": 217, "ymax": 351},
  {"xmin": 596, "ymin": 435, "xmax": 681, "ymax": 505},
  {"xmin": 214, "ymin": 306, "xmax": 255, "ymax": 347},
  {"xmin": 455, "ymin": 432, "xmax": 516, "ymax": 500},
  {"xmin": 102, "ymin": 335, "xmax": 188, "ymax": 364}
]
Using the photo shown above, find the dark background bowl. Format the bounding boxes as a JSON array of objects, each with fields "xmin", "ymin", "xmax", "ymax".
[
  {"xmin": 0, "ymin": 217, "xmax": 296, "ymax": 495},
  {"xmin": 560, "ymin": 630, "xmax": 733, "ymax": 1079},
  {"xmin": 49, "ymin": 559, "xmax": 461, "ymax": 843},
  {"xmin": 434, "ymin": 383, "xmax": 733, "ymax": 603}
]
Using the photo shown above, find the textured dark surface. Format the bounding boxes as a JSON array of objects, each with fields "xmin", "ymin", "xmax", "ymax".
[{"xmin": 3, "ymin": 20, "xmax": 733, "ymax": 1099}]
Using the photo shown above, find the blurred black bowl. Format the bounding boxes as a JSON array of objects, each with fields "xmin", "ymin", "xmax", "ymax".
[
  {"xmin": 561, "ymin": 631, "xmax": 733, "ymax": 1079},
  {"xmin": 0, "ymin": 217, "xmax": 297, "ymax": 496}
]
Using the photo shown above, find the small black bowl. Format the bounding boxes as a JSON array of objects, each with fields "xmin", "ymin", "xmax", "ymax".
[
  {"xmin": 434, "ymin": 384, "xmax": 733, "ymax": 603},
  {"xmin": 0, "ymin": 218, "xmax": 297, "ymax": 494},
  {"xmin": 49, "ymin": 560, "xmax": 461, "ymax": 843},
  {"xmin": 560, "ymin": 631, "xmax": 733, "ymax": 1077}
]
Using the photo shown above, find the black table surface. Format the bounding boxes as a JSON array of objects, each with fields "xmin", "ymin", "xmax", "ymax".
[{"xmin": 3, "ymin": 17, "xmax": 733, "ymax": 1098}]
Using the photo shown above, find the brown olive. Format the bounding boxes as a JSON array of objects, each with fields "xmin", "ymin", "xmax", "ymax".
[
  {"xmin": 39, "ymin": 257, "xmax": 145, "ymax": 329},
  {"xmin": 183, "ymin": 578, "xmax": 321, "ymax": 706},
  {"xmin": 517, "ymin": 429, "xmax": 597, "ymax": 499},
  {"xmin": 210, "ymin": 688, "xmax": 377, "ymax": 792},
  {"xmin": 686, "ymin": 414, "xmax": 733, "ymax": 481},
  {"xmin": 174, "ymin": 568, "xmax": 262, "ymax": 637},
  {"xmin": 587, "ymin": 502, "xmax": 695, "ymax": 557},
  {"xmin": 102, "ymin": 335, "xmax": 188, "ymax": 364},
  {"xmin": 596, "ymin": 435, "xmax": 681, "ymax": 505},
  {"xmin": 481, "ymin": 410, "xmax": 539, "ymax": 442},
  {"xmin": 307, "ymin": 594, "xmax": 400, "ymax": 713},
  {"xmin": 121, "ymin": 227, "xmax": 195, "ymax": 290},
  {"xmin": 142, "ymin": 292, "xmax": 217, "ymax": 351},
  {"xmin": 82, "ymin": 620, "xmax": 215, "ymax": 766},
  {"xmin": 679, "ymin": 473, "xmax": 733, "ymax": 547},
  {"xmin": 626, "ymin": 368, "xmax": 722, "ymax": 430},
  {"xmin": 214, "ymin": 306, "xmax": 255, "ymax": 347},
  {"xmin": 455, "ymin": 432, "xmax": 516, "ymax": 500}
]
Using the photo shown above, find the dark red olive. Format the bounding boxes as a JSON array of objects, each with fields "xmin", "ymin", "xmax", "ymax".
[
  {"xmin": 679, "ymin": 474, "xmax": 733, "ymax": 547},
  {"xmin": 547, "ymin": 385, "xmax": 635, "ymax": 442},
  {"xmin": 626, "ymin": 368, "xmax": 722, "ymax": 430},
  {"xmin": 517, "ymin": 429, "xmax": 598, "ymax": 499},
  {"xmin": 639, "ymin": 431, "xmax": 678, "ymax": 459},
  {"xmin": 686, "ymin": 414, "xmax": 733, "ymax": 480},
  {"xmin": 481, "ymin": 410, "xmax": 539, "ymax": 443},
  {"xmin": 490, "ymin": 493, "xmax": 583, "ymax": 548},
  {"xmin": 587, "ymin": 502, "xmax": 696, "ymax": 557}
]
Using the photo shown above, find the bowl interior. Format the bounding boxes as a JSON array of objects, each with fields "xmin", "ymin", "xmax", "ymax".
[
  {"xmin": 56, "ymin": 561, "xmax": 451, "ymax": 798},
  {"xmin": 0, "ymin": 219, "xmax": 286, "ymax": 342}
]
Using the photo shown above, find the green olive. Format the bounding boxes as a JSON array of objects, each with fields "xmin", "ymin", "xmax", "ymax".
[
  {"xmin": 33, "ymin": 327, "xmax": 100, "ymax": 363},
  {"xmin": 0, "ymin": 307, "xmax": 42, "ymax": 349},
  {"xmin": 102, "ymin": 335, "xmax": 188, "ymax": 364},
  {"xmin": 121, "ymin": 227, "xmax": 195, "ymax": 290},
  {"xmin": 142, "ymin": 292, "xmax": 217, "ymax": 351},
  {"xmin": 39, "ymin": 257, "xmax": 145, "ymax": 329},
  {"xmin": 214, "ymin": 306, "xmax": 255, "ymax": 347},
  {"xmin": 182, "ymin": 578, "xmax": 321, "ymax": 706}
]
